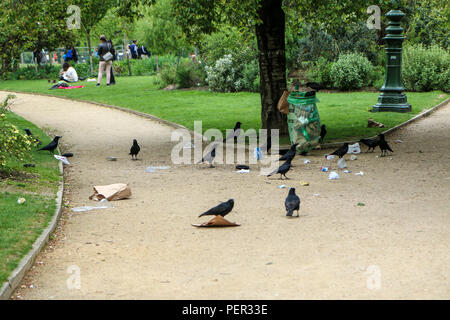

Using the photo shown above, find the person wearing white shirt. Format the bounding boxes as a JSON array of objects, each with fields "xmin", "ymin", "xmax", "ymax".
[{"xmin": 59, "ymin": 62, "xmax": 78, "ymax": 83}]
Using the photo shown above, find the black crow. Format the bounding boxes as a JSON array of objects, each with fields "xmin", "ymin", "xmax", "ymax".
[
  {"xmin": 285, "ymin": 188, "xmax": 300, "ymax": 217},
  {"xmin": 268, "ymin": 157, "xmax": 293, "ymax": 180},
  {"xmin": 38, "ymin": 136, "xmax": 62, "ymax": 154},
  {"xmin": 359, "ymin": 136, "xmax": 380, "ymax": 152},
  {"xmin": 24, "ymin": 128, "xmax": 41, "ymax": 145},
  {"xmin": 279, "ymin": 143, "xmax": 298, "ymax": 161},
  {"xmin": 199, "ymin": 199, "xmax": 234, "ymax": 218},
  {"xmin": 197, "ymin": 143, "xmax": 218, "ymax": 168},
  {"xmin": 129, "ymin": 139, "xmax": 140, "ymax": 160},
  {"xmin": 330, "ymin": 143, "xmax": 349, "ymax": 158},
  {"xmin": 223, "ymin": 121, "xmax": 242, "ymax": 143},
  {"xmin": 306, "ymin": 82, "xmax": 324, "ymax": 91},
  {"xmin": 378, "ymin": 134, "xmax": 393, "ymax": 157},
  {"xmin": 319, "ymin": 124, "xmax": 327, "ymax": 144}
]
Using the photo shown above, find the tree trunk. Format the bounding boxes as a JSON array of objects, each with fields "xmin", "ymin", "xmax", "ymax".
[
  {"xmin": 123, "ymin": 23, "xmax": 132, "ymax": 76},
  {"xmin": 255, "ymin": 0, "xmax": 288, "ymax": 135},
  {"xmin": 86, "ymin": 32, "xmax": 93, "ymax": 75}
]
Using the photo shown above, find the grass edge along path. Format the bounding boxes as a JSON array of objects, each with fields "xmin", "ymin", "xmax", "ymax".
[
  {"xmin": 0, "ymin": 77, "xmax": 448, "ymax": 143},
  {"xmin": 0, "ymin": 111, "xmax": 61, "ymax": 286}
]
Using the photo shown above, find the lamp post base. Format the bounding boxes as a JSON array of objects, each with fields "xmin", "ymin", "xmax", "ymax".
[{"xmin": 372, "ymin": 92, "xmax": 411, "ymax": 113}]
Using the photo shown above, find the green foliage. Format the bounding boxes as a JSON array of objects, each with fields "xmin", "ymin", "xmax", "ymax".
[
  {"xmin": 0, "ymin": 95, "xmax": 34, "ymax": 168},
  {"xmin": 330, "ymin": 53, "xmax": 375, "ymax": 90},
  {"xmin": 9, "ymin": 65, "xmax": 60, "ymax": 80},
  {"xmin": 402, "ymin": 44, "xmax": 450, "ymax": 92},
  {"xmin": 307, "ymin": 57, "xmax": 334, "ymax": 88},
  {"xmin": 205, "ymin": 54, "xmax": 244, "ymax": 92},
  {"xmin": 242, "ymin": 60, "xmax": 260, "ymax": 93},
  {"xmin": 136, "ymin": 0, "xmax": 191, "ymax": 56}
]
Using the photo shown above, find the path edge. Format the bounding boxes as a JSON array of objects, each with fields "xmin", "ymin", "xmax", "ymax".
[
  {"xmin": 1, "ymin": 90, "xmax": 448, "ymax": 149},
  {"xmin": 0, "ymin": 159, "xmax": 64, "ymax": 300},
  {"xmin": 0, "ymin": 90, "xmax": 203, "ymax": 139}
]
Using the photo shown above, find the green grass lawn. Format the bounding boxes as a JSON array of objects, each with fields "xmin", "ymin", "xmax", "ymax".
[
  {"xmin": 0, "ymin": 77, "xmax": 447, "ymax": 143},
  {"xmin": 0, "ymin": 111, "xmax": 61, "ymax": 285}
]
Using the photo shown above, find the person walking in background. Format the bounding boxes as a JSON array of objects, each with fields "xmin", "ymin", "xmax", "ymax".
[
  {"xmin": 96, "ymin": 35, "xmax": 113, "ymax": 87},
  {"xmin": 138, "ymin": 44, "xmax": 150, "ymax": 59},
  {"xmin": 107, "ymin": 39, "xmax": 116, "ymax": 85},
  {"xmin": 71, "ymin": 46, "xmax": 78, "ymax": 63},
  {"xmin": 129, "ymin": 40, "xmax": 138, "ymax": 59}
]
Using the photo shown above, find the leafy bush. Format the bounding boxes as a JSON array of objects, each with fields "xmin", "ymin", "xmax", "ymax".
[
  {"xmin": 205, "ymin": 54, "xmax": 245, "ymax": 92},
  {"xmin": 307, "ymin": 57, "xmax": 334, "ymax": 88},
  {"xmin": 402, "ymin": 44, "xmax": 450, "ymax": 92},
  {"xmin": 331, "ymin": 53, "xmax": 375, "ymax": 90},
  {"xmin": 9, "ymin": 64, "xmax": 60, "ymax": 80},
  {"xmin": 159, "ymin": 65, "xmax": 177, "ymax": 87},
  {"xmin": 0, "ymin": 95, "xmax": 34, "ymax": 168},
  {"xmin": 242, "ymin": 60, "xmax": 260, "ymax": 92}
]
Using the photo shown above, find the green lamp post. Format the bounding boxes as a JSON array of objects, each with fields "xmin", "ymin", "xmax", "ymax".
[{"xmin": 373, "ymin": 5, "xmax": 411, "ymax": 112}]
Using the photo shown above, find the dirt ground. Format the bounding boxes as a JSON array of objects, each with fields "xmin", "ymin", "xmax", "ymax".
[{"xmin": 1, "ymin": 91, "xmax": 449, "ymax": 300}]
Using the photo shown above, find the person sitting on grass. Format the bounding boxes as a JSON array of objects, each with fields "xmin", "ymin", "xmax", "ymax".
[{"xmin": 59, "ymin": 62, "xmax": 78, "ymax": 83}]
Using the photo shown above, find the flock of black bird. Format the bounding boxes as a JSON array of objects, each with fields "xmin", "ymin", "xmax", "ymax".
[{"xmin": 26, "ymin": 110, "xmax": 393, "ymax": 221}]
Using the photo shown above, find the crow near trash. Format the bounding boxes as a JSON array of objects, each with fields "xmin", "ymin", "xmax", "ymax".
[
  {"xmin": 199, "ymin": 199, "xmax": 234, "ymax": 218},
  {"xmin": 285, "ymin": 188, "xmax": 300, "ymax": 217},
  {"xmin": 330, "ymin": 143, "xmax": 349, "ymax": 158},
  {"xmin": 129, "ymin": 139, "xmax": 141, "ymax": 160},
  {"xmin": 38, "ymin": 136, "xmax": 62, "ymax": 154}
]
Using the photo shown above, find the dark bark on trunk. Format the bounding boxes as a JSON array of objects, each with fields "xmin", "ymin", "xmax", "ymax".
[{"xmin": 256, "ymin": 0, "xmax": 288, "ymax": 135}]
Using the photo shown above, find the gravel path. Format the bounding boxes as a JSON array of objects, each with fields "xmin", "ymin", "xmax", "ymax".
[{"xmin": 2, "ymin": 91, "xmax": 449, "ymax": 299}]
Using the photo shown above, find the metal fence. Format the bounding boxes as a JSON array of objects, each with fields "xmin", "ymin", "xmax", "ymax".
[{"xmin": 21, "ymin": 46, "xmax": 127, "ymax": 65}]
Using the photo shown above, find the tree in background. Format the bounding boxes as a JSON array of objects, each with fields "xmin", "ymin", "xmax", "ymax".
[
  {"xmin": 0, "ymin": 0, "xmax": 75, "ymax": 78},
  {"xmin": 136, "ymin": 0, "xmax": 190, "ymax": 71},
  {"xmin": 173, "ymin": 0, "xmax": 373, "ymax": 135},
  {"xmin": 71, "ymin": 0, "xmax": 115, "ymax": 74}
]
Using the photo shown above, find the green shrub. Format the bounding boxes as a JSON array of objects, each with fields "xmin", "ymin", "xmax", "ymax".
[
  {"xmin": 0, "ymin": 95, "xmax": 34, "ymax": 168},
  {"xmin": 331, "ymin": 53, "xmax": 375, "ymax": 90},
  {"xmin": 242, "ymin": 60, "xmax": 260, "ymax": 92},
  {"xmin": 9, "ymin": 64, "xmax": 60, "ymax": 80},
  {"xmin": 307, "ymin": 57, "xmax": 334, "ymax": 88},
  {"xmin": 160, "ymin": 65, "xmax": 177, "ymax": 87},
  {"xmin": 205, "ymin": 54, "xmax": 244, "ymax": 92},
  {"xmin": 402, "ymin": 44, "xmax": 450, "ymax": 92}
]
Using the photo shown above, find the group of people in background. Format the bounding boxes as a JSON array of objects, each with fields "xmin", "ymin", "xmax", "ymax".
[
  {"xmin": 128, "ymin": 40, "xmax": 150, "ymax": 59},
  {"xmin": 51, "ymin": 36, "xmax": 150, "ymax": 86}
]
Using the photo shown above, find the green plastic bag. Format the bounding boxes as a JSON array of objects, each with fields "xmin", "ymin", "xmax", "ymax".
[{"xmin": 287, "ymin": 92, "xmax": 321, "ymax": 154}]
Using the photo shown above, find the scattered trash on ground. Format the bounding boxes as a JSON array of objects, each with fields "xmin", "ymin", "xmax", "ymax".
[
  {"xmin": 313, "ymin": 193, "xmax": 320, "ymax": 196},
  {"xmin": 344, "ymin": 170, "xmax": 352, "ymax": 173},
  {"xmin": 320, "ymin": 166, "xmax": 329, "ymax": 172},
  {"xmin": 325, "ymin": 155, "xmax": 335, "ymax": 160},
  {"xmin": 146, "ymin": 166, "xmax": 171, "ymax": 173},
  {"xmin": 192, "ymin": 215, "xmax": 240, "ymax": 228},
  {"xmin": 278, "ymin": 185, "xmax": 286, "ymax": 189},
  {"xmin": 394, "ymin": 139, "xmax": 403, "ymax": 144},
  {"xmin": 236, "ymin": 165, "xmax": 250, "ymax": 170},
  {"xmin": 357, "ymin": 202, "xmax": 365, "ymax": 206},
  {"xmin": 89, "ymin": 183, "xmax": 131, "ymax": 201},
  {"xmin": 328, "ymin": 171, "xmax": 339, "ymax": 180},
  {"xmin": 54, "ymin": 155, "xmax": 70, "ymax": 165},
  {"xmin": 254, "ymin": 147, "xmax": 262, "ymax": 160},
  {"xmin": 236, "ymin": 169, "xmax": 250, "ymax": 173},
  {"xmin": 17, "ymin": 197, "xmax": 26, "ymax": 205},
  {"xmin": 62, "ymin": 153, "xmax": 74, "ymax": 157},
  {"xmin": 350, "ymin": 155, "xmax": 358, "ymax": 161},
  {"xmin": 300, "ymin": 181, "xmax": 309, "ymax": 186},
  {"xmin": 106, "ymin": 156, "xmax": 117, "ymax": 161},
  {"xmin": 303, "ymin": 159, "xmax": 311, "ymax": 164},
  {"xmin": 355, "ymin": 171, "xmax": 364, "ymax": 176},
  {"xmin": 347, "ymin": 142, "xmax": 361, "ymax": 154},
  {"xmin": 368, "ymin": 118, "xmax": 384, "ymax": 128},
  {"xmin": 23, "ymin": 163, "xmax": 35, "ymax": 168},
  {"xmin": 86, "ymin": 78, "xmax": 96, "ymax": 82},
  {"xmin": 71, "ymin": 199, "xmax": 113, "ymax": 212},
  {"xmin": 183, "ymin": 143, "xmax": 195, "ymax": 149},
  {"xmin": 337, "ymin": 158, "xmax": 347, "ymax": 169}
]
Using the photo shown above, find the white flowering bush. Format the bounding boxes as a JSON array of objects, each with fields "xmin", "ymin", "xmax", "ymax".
[
  {"xmin": 331, "ymin": 53, "xmax": 375, "ymax": 90},
  {"xmin": 205, "ymin": 54, "xmax": 245, "ymax": 92},
  {"xmin": 0, "ymin": 94, "xmax": 34, "ymax": 168}
]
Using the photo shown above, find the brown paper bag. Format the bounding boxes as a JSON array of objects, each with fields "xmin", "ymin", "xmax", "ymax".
[
  {"xmin": 89, "ymin": 183, "xmax": 131, "ymax": 201},
  {"xmin": 192, "ymin": 215, "xmax": 240, "ymax": 228},
  {"xmin": 277, "ymin": 90, "xmax": 290, "ymax": 115}
]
